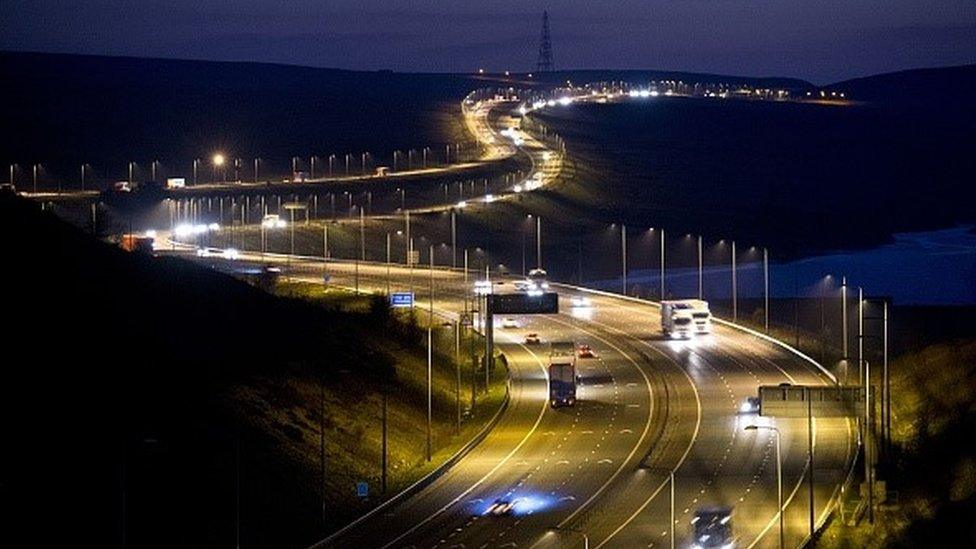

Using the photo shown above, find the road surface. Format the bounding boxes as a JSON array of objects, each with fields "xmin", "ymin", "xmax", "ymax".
[{"xmin": 180, "ymin": 251, "xmax": 855, "ymax": 549}]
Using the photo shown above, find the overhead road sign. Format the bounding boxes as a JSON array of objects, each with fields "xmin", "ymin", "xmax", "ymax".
[
  {"xmin": 758, "ymin": 384, "xmax": 865, "ymax": 418},
  {"xmin": 488, "ymin": 292, "xmax": 558, "ymax": 315}
]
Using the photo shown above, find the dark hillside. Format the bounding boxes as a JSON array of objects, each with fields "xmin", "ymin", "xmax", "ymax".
[
  {"xmin": 0, "ymin": 52, "xmax": 481, "ymax": 186},
  {"xmin": 831, "ymin": 63, "xmax": 976, "ymax": 110},
  {"xmin": 0, "ymin": 52, "xmax": 818, "ymax": 190},
  {"xmin": 0, "ymin": 191, "xmax": 392, "ymax": 547}
]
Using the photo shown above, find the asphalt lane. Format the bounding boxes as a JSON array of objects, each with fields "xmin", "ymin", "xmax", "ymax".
[{"xmin": 181, "ymin": 254, "xmax": 853, "ymax": 548}]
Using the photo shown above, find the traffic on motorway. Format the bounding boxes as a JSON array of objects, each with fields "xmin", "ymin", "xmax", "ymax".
[{"xmin": 134, "ymin": 91, "xmax": 854, "ymax": 549}]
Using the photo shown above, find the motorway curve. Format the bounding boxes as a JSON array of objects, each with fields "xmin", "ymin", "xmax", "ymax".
[{"xmin": 184, "ymin": 253, "xmax": 854, "ymax": 549}]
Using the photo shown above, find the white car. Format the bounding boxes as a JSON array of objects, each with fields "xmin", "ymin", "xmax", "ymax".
[
  {"xmin": 196, "ymin": 247, "xmax": 239, "ymax": 260},
  {"xmin": 261, "ymin": 214, "xmax": 287, "ymax": 229},
  {"xmin": 571, "ymin": 296, "xmax": 592, "ymax": 308},
  {"xmin": 196, "ymin": 247, "xmax": 221, "ymax": 258},
  {"xmin": 501, "ymin": 317, "xmax": 519, "ymax": 329}
]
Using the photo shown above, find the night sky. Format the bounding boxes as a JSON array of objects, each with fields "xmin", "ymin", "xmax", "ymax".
[{"xmin": 2, "ymin": 1, "xmax": 975, "ymax": 83}]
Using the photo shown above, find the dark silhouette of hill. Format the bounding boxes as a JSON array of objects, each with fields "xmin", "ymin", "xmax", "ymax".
[
  {"xmin": 831, "ymin": 63, "xmax": 976, "ymax": 109},
  {"xmin": 0, "ymin": 51, "xmax": 482, "ymax": 186},
  {"xmin": 1, "ymin": 51, "xmax": 816, "ymax": 188},
  {"xmin": 0, "ymin": 191, "xmax": 394, "ymax": 547}
]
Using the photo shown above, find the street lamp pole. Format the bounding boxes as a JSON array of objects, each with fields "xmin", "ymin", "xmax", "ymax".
[
  {"xmin": 807, "ymin": 387, "xmax": 816, "ymax": 541},
  {"xmin": 386, "ymin": 232, "xmax": 391, "ymax": 296},
  {"xmin": 746, "ymin": 425, "xmax": 784, "ymax": 549},
  {"xmin": 764, "ymin": 248, "xmax": 770, "ymax": 332},
  {"xmin": 621, "ymin": 224, "xmax": 627, "ymax": 295},
  {"xmin": 858, "ymin": 287, "xmax": 864, "ymax": 388},
  {"xmin": 670, "ymin": 470, "xmax": 676, "ymax": 549},
  {"xmin": 698, "ymin": 235, "xmax": 703, "ymax": 300},
  {"xmin": 842, "ymin": 276, "xmax": 849, "ymax": 361},
  {"xmin": 322, "ymin": 221, "xmax": 329, "ymax": 275},
  {"xmin": 455, "ymin": 319, "xmax": 461, "ymax": 434},
  {"xmin": 360, "ymin": 207, "xmax": 366, "ymax": 261},
  {"xmin": 381, "ymin": 382, "xmax": 388, "ymax": 494},
  {"xmin": 451, "ymin": 210, "xmax": 457, "ymax": 269},
  {"xmin": 883, "ymin": 301, "xmax": 890, "ymax": 453},
  {"xmin": 536, "ymin": 215, "xmax": 542, "ymax": 270},
  {"xmin": 427, "ymin": 245, "xmax": 435, "ymax": 462},
  {"xmin": 660, "ymin": 229, "xmax": 666, "ymax": 301},
  {"xmin": 732, "ymin": 240, "xmax": 738, "ymax": 321}
]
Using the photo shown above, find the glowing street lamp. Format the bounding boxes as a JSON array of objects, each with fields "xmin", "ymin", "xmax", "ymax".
[{"xmin": 212, "ymin": 153, "xmax": 226, "ymax": 183}]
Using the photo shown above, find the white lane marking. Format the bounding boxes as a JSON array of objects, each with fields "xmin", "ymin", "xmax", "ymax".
[
  {"xmin": 569, "ymin": 316, "xmax": 701, "ymax": 548},
  {"xmin": 294, "ymin": 262, "xmax": 843, "ymax": 546},
  {"xmin": 540, "ymin": 314, "xmax": 659, "ymax": 529},
  {"xmin": 378, "ymin": 342, "xmax": 550, "ymax": 548}
]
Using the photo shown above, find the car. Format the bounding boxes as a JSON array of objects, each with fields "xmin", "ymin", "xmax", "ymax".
[
  {"xmin": 577, "ymin": 344, "xmax": 596, "ymax": 358},
  {"xmin": 261, "ymin": 214, "xmax": 287, "ymax": 229},
  {"xmin": 740, "ymin": 396, "xmax": 761, "ymax": 414},
  {"xmin": 571, "ymin": 296, "xmax": 592, "ymax": 308},
  {"xmin": 691, "ymin": 506, "xmax": 734, "ymax": 548},
  {"xmin": 523, "ymin": 333, "xmax": 541, "ymax": 345},
  {"xmin": 501, "ymin": 317, "xmax": 519, "ymax": 329},
  {"xmin": 484, "ymin": 498, "xmax": 519, "ymax": 517},
  {"xmin": 513, "ymin": 280, "xmax": 535, "ymax": 293},
  {"xmin": 222, "ymin": 248, "xmax": 240, "ymax": 260},
  {"xmin": 196, "ymin": 247, "xmax": 222, "ymax": 258}
]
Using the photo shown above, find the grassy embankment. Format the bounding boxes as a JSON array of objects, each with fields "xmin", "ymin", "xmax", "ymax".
[
  {"xmin": 0, "ymin": 192, "xmax": 507, "ymax": 549},
  {"xmin": 247, "ymin": 281, "xmax": 507, "ymax": 523},
  {"xmin": 816, "ymin": 340, "xmax": 976, "ymax": 547}
]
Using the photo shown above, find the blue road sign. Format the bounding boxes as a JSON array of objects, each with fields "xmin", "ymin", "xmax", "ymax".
[
  {"xmin": 357, "ymin": 481, "xmax": 369, "ymax": 498},
  {"xmin": 390, "ymin": 292, "xmax": 414, "ymax": 308}
]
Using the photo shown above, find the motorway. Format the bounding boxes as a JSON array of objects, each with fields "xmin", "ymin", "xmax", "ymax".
[
  {"xmin": 155, "ymin": 92, "xmax": 856, "ymax": 549},
  {"xmin": 180, "ymin": 249, "xmax": 855, "ymax": 549}
]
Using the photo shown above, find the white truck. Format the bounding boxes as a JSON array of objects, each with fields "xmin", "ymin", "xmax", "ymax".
[
  {"xmin": 548, "ymin": 342, "xmax": 578, "ymax": 407},
  {"xmin": 661, "ymin": 299, "xmax": 712, "ymax": 339}
]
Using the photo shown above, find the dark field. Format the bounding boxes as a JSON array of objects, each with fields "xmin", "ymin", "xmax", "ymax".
[{"xmin": 532, "ymin": 93, "xmax": 976, "ymax": 256}]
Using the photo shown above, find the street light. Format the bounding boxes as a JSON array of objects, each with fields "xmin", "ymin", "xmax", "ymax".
[
  {"xmin": 745, "ymin": 424, "xmax": 783, "ymax": 549},
  {"xmin": 212, "ymin": 153, "xmax": 225, "ymax": 183},
  {"xmin": 548, "ymin": 526, "xmax": 589, "ymax": 549}
]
